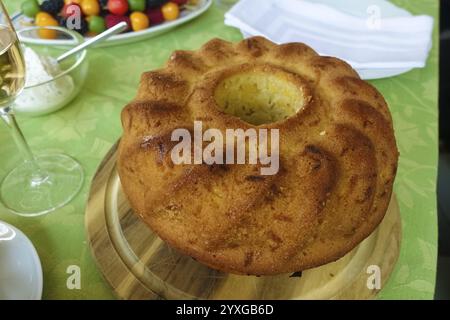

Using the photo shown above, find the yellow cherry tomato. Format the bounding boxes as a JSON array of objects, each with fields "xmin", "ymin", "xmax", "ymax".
[
  {"xmin": 39, "ymin": 23, "xmax": 58, "ymax": 39},
  {"xmin": 65, "ymin": 0, "xmax": 82, "ymax": 4},
  {"xmin": 35, "ymin": 12, "xmax": 58, "ymax": 39},
  {"xmin": 80, "ymin": 0, "xmax": 100, "ymax": 16},
  {"xmin": 130, "ymin": 11, "xmax": 150, "ymax": 31},
  {"xmin": 35, "ymin": 11, "xmax": 55, "ymax": 26},
  {"xmin": 162, "ymin": 2, "xmax": 180, "ymax": 21}
]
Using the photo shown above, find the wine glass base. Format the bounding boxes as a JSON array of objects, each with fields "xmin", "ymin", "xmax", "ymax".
[{"xmin": 0, "ymin": 154, "xmax": 84, "ymax": 217}]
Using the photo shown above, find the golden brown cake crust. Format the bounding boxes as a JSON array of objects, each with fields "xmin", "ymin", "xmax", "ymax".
[{"xmin": 118, "ymin": 37, "xmax": 399, "ymax": 275}]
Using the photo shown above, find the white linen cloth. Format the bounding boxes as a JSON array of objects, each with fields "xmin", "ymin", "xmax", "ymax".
[{"xmin": 225, "ymin": 0, "xmax": 434, "ymax": 71}]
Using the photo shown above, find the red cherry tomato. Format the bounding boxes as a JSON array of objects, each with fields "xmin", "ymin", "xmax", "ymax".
[
  {"xmin": 61, "ymin": 3, "xmax": 82, "ymax": 18},
  {"xmin": 108, "ymin": 0, "xmax": 129, "ymax": 16}
]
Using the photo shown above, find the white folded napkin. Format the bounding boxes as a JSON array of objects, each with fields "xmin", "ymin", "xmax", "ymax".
[{"xmin": 225, "ymin": 0, "xmax": 434, "ymax": 72}]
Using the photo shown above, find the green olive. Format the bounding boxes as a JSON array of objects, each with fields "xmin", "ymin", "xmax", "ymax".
[{"xmin": 21, "ymin": 0, "xmax": 40, "ymax": 18}]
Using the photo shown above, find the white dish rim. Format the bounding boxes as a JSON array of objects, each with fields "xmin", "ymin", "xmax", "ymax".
[{"xmin": 0, "ymin": 221, "xmax": 43, "ymax": 300}]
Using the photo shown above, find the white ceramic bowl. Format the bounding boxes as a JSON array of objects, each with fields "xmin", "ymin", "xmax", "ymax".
[{"xmin": 0, "ymin": 221, "xmax": 43, "ymax": 300}]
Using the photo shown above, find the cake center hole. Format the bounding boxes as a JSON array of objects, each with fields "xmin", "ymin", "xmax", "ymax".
[{"xmin": 214, "ymin": 71, "xmax": 306, "ymax": 125}]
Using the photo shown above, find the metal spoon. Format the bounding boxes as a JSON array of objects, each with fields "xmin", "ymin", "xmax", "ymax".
[{"xmin": 56, "ymin": 22, "xmax": 128, "ymax": 63}]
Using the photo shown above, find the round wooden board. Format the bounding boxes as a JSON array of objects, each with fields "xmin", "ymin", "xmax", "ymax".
[{"xmin": 85, "ymin": 142, "xmax": 401, "ymax": 300}]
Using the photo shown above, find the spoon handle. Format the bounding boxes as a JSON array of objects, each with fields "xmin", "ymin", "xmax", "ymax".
[
  {"xmin": 11, "ymin": 11, "xmax": 22, "ymax": 21},
  {"xmin": 57, "ymin": 22, "xmax": 128, "ymax": 63}
]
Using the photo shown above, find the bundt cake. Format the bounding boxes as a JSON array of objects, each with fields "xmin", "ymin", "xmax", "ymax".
[{"xmin": 118, "ymin": 37, "xmax": 399, "ymax": 275}]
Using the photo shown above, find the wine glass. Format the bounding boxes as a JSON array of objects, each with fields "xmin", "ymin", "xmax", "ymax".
[{"xmin": 0, "ymin": 0, "xmax": 84, "ymax": 217}]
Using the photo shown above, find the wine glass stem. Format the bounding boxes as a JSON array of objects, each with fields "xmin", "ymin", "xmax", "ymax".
[{"xmin": 0, "ymin": 106, "xmax": 49, "ymax": 186}]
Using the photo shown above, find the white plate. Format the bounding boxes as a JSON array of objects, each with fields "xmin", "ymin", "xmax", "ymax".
[
  {"xmin": 0, "ymin": 221, "xmax": 43, "ymax": 300},
  {"xmin": 242, "ymin": 0, "xmax": 413, "ymax": 80},
  {"xmin": 14, "ymin": 0, "xmax": 212, "ymax": 47}
]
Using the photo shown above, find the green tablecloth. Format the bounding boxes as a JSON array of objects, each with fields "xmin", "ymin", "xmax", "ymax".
[{"xmin": 0, "ymin": 0, "xmax": 439, "ymax": 299}]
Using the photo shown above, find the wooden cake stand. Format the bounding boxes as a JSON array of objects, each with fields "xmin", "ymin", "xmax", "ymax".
[{"xmin": 85, "ymin": 143, "xmax": 401, "ymax": 300}]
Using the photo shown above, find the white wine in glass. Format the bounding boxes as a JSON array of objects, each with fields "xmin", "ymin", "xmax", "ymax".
[
  {"xmin": 0, "ymin": 1, "xmax": 84, "ymax": 217},
  {"xmin": 0, "ymin": 25, "xmax": 25, "ymax": 106}
]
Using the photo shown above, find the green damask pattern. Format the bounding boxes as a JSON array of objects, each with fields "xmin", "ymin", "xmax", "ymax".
[{"xmin": 0, "ymin": 0, "xmax": 439, "ymax": 299}]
